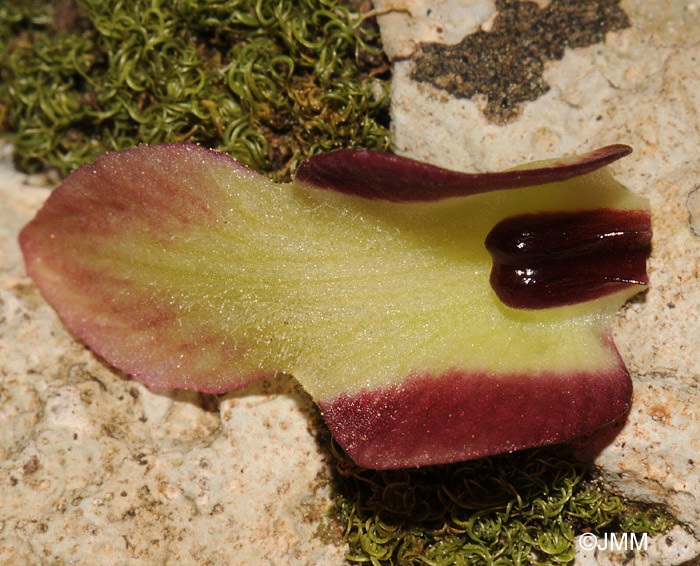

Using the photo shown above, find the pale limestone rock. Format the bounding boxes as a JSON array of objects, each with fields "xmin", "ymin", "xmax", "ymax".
[
  {"xmin": 373, "ymin": 0, "xmax": 495, "ymax": 59},
  {"xmin": 574, "ymin": 527, "xmax": 700, "ymax": 566},
  {"xmin": 688, "ymin": 187, "xmax": 700, "ymax": 236},
  {"xmin": 0, "ymin": 145, "xmax": 344, "ymax": 566},
  {"xmin": 380, "ymin": 0, "xmax": 700, "ymax": 563}
]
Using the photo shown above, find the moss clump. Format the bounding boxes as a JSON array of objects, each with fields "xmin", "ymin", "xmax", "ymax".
[
  {"xmin": 330, "ymin": 440, "xmax": 675, "ymax": 565},
  {"xmin": 0, "ymin": 0, "xmax": 390, "ymax": 180}
]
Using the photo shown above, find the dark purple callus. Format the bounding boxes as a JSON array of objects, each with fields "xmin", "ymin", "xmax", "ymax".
[{"xmin": 485, "ymin": 209, "xmax": 652, "ymax": 309}]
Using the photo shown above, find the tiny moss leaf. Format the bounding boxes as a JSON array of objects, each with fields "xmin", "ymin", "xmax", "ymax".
[{"xmin": 330, "ymin": 441, "xmax": 675, "ymax": 566}]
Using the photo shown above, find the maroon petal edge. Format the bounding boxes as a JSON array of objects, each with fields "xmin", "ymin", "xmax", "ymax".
[
  {"xmin": 19, "ymin": 143, "xmax": 270, "ymax": 394},
  {"xmin": 318, "ymin": 335, "xmax": 632, "ymax": 470},
  {"xmin": 294, "ymin": 145, "xmax": 632, "ymax": 202}
]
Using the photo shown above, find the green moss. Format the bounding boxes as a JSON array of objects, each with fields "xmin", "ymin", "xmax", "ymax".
[
  {"xmin": 0, "ymin": 0, "xmax": 390, "ymax": 180},
  {"xmin": 329, "ymin": 439, "xmax": 675, "ymax": 565}
]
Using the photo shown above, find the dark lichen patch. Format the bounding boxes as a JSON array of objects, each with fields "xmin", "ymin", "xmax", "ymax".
[
  {"xmin": 22, "ymin": 455, "xmax": 40, "ymax": 475},
  {"xmin": 411, "ymin": 0, "xmax": 629, "ymax": 122}
]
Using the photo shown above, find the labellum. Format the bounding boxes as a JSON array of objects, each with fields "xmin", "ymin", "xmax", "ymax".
[{"xmin": 20, "ymin": 144, "xmax": 651, "ymax": 469}]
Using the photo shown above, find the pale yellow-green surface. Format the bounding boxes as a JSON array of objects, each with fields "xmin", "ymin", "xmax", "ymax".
[{"xmin": 76, "ymin": 155, "xmax": 648, "ymax": 400}]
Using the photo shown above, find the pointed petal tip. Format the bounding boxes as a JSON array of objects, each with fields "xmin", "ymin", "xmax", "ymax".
[{"xmin": 294, "ymin": 144, "xmax": 634, "ymax": 202}]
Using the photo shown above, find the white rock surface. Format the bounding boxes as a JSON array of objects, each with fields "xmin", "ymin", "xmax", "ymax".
[
  {"xmin": 574, "ymin": 527, "xmax": 700, "ymax": 566},
  {"xmin": 0, "ymin": 146, "xmax": 344, "ymax": 566},
  {"xmin": 379, "ymin": 0, "xmax": 700, "ymax": 563},
  {"xmin": 373, "ymin": 0, "xmax": 496, "ymax": 59}
]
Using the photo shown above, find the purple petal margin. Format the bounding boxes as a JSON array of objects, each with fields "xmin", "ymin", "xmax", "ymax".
[{"xmin": 294, "ymin": 145, "xmax": 632, "ymax": 202}]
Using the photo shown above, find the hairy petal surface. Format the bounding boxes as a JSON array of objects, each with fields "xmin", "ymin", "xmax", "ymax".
[{"xmin": 20, "ymin": 143, "xmax": 651, "ymax": 468}]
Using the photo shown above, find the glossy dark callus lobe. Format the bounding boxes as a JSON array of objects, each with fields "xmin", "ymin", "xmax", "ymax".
[{"xmin": 486, "ymin": 209, "xmax": 652, "ymax": 309}]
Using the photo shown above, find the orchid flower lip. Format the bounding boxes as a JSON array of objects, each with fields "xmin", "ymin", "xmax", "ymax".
[{"xmin": 18, "ymin": 142, "xmax": 651, "ymax": 469}]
